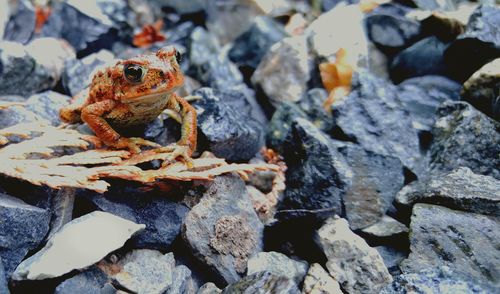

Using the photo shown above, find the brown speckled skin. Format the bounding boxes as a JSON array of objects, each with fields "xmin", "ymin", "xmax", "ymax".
[{"xmin": 60, "ymin": 46, "xmax": 197, "ymax": 154}]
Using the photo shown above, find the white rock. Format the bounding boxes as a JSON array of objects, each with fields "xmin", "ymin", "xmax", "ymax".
[
  {"xmin": 13, "ymin": 211, "xmax": 145, "ymax": 280},
  {"xmin": 302, "ymin": 263, "xmax": 342, "ymax": 294},
  {"xmin": 247, "ymin": 251, "xmax": 308, "ymax": 285}
]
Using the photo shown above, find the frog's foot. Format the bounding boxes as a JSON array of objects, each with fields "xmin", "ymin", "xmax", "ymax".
[
  {"xmin": 156, "ymin": 144, "xmax": 194, "ymax": 168},
  {"xmin": 113, "ymin": 137, "xmax": 161, "ymax": 153}
]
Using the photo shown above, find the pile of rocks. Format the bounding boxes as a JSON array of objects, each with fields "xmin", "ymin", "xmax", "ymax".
[{"xmin": 0, "ymin": 0, "xmax": 498, "ymax": 293}]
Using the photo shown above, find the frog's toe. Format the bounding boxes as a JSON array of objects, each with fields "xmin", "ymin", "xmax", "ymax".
[
  {"xmin": 113, "ymin": 137, "xmax": 159, "ymax": 153},
  {"xmin": 158, "ymin": 144, "xmax": 193, "ymax": 168}
]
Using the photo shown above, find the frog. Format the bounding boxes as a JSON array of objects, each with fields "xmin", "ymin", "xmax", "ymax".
[{"xmin": 60, "ymin": 46, "xmax": 197, "ymax": 165}]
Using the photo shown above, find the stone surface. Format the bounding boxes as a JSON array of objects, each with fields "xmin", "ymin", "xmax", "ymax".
[
  {"xmin": 3, "ymin": 0, "xmax": 35, "ymax": 44},
  {"xmin": 278, "ymin": 118, "xmax": 351, "ymax": 215},
  {"xmin": 430, "ymin": 101, "xmax": 500, "ymax": 179},
  {"xmin": 82, "ymin": 186, "xmax": 189, "ymax": 250},
  {"xmin": 266, "ymin": 102, "xmax": 308, "ymax": 154},
  {"xmin": 365, "ymin": 13, "xmax": 421, "ymax": 51},
  {"xmin": 247, "ymin": 252, "xmax": 308, "ymax": 285},
  {"xmin": 401, "ymin": 204, "xmax": 500, "ymax": 285},
  {"xmin": 461, "ymin": 58, "xmax": 500, "ymax": 121},
  {"xmin": 0, "ymin": 258, "xmax": 7, "ymax": 294},
  {"xmin": 302, "ymin": 263, "xmax": 342, "ymax": 294},
  {"xmin": 12, "ymin": 211, "xmax": 145, "ymax": 280},
  {"xmin": 0, "ymin": 192, "xmax": 50, "ymax": 278},
  {"xmin": 182, "ymin": 175, "xmax": 264, "ymax": 285},
  {"xmin": 362, "ymin": 216, "xmax": 408, "ymax": 238},
  {"xmin": 375, "ymin": 246, "xmax": 407, "ymax": 276},
  {"xmin": 317, "ymin": 217, "xmax": 393, "ymax": 293},
  {"xmin": 221, "ymin": 271, "xmax": 300, "ymax": 294},
  {"xmin": 168, "ymin": 265, "xmax": 193, "ymax": 294},
  {"xmin": 156, "ymin": 0, "xmax": 205, "ymax": 14},
  {"xmin": 0, "ymin": 102, "xmax": 43, "ymax": 129},
  {"xmin": 192, "ymin": 87, "xmax": 265, "ymax": 161},
  {"xmin": 297, "ymin": 88, "xmax": 333, "ymax": 132},
  {"xmin": 25, "ymin": 91, "xmax": 72, "ymax": 126},
  {"xmin": 197, "ymin": 282, "xmax": 221, "ymax": 294},
  {"xmin": 54, "ymin": 266, "xmax": 108, "ymax": 294},
  {"xmin": 252, "ymin": 35, "xmax": 311, "ymax": 105},
  {"xmin": 229, "ymin": 16, "xmax": 288, "ymax": 70}
]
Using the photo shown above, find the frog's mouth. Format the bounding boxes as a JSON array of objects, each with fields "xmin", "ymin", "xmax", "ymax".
[{"xmin": 120, "ymin": 89, "xmax": 175, "ymax": 103}]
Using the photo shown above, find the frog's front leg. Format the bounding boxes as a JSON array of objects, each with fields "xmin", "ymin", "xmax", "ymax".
[{"xmin": 81, "ymin": 100, "xmax": 159, "ymax": 153}]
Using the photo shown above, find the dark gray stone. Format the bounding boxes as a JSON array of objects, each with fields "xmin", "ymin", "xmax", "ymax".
[
  {"xmin": 229, "ymin": 16, "xmax": 288, "ymax": 70},
  {"xmin": 221, "ymin": 271, "xmax": 300, "ymax": 294},
  {"xmin": 365, "ymin": 13, "xmax": 421, "ymax": 51},
  {"xmin": 3, "ymin": 0, "xmax": 35, "ymax": 44},
  {"xmin": 278, "ymin": 118, "xmax": 351, "ymax": 215},
  {"xmin": 297, "ymin": 88, "xmax": 334, "ymax": 132},
  {"xmin": 401, "ymin": 204, "xmax": 500, "ymax": 285},
  {"xmin": 375, "ymin": 246, "xmax": 406, "ymax": 276},
  {"xmin": 411, "ymin": 0, "xmax": 456, "ymax": 11},
  {"xmin": 0, "ymin": 192, "xmax": 50, "ymax": 278},
  {"xmin": 0, "ymin": 258, "xmax": 8, "ymax": 294},
  {"xmin": 54, "ymin": 266, "xmax": 108, "ymax": 294},
  {"xmin": 266, "ymin": 102, "xmax": 308, "ymax": 154},
  {"xmin": 182, "ymin": 175, "xmax": 264, "ymax": 285},
  {"xmin": 193, "ymin": 87, "xmax": 265, "ymax": 162},
  {"xmin": 430, "ymin": 101, "xmax": 500, "ymax": 179},
  {"xmin": 390, "ymin": 36, "xmax": 450, "ymax": 83},
  {"xmin": 82, "ymin": 187, "xmax": 189, "ymax": 250},
  {"xmin": 25, "ymin": 91, "xmax": 71, "ymax": 126},
  {"xmin": 156, "ymin": 0, "xmax": 205, "ymax": 14}
]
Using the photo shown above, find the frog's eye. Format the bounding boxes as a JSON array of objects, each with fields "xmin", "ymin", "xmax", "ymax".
[
  {"xmin": 175, "ymin": 50, "xmax": 182, "ymax": 63},
  {"xmin": 123, "ymin": 64, "xmax": 146, "ymax": 84}
]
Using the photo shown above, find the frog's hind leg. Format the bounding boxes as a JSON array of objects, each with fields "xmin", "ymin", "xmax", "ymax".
[{"xmin": 60, "ymin": 89, "xmax": 89, "ymax": 124}]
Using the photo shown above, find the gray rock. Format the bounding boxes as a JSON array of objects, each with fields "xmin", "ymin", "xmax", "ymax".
[
  {"xmin": 3, "ymin": 0, "xmax": 35, "ymax": 44},
  {"xmin": 297, "ymin": 88, "xmax": 333, "ymax": 132},
  {"xmin": 336, "ymin": 142, "xmax": 404, "ymax": 230},
  {"xmin": 266, "ymin": 102, "xmax": 308, "ymax": 154},
  {"xmin": 278, "ymin": 118, "xmax": 351, "ymax": 215},
  {"xmin": 252, "ymin": 35, "xmax": 311, "ymax": 105},
  {"xmin": 55, "ymin": 266, "xmax": 108, "ymax": 294},
  {"xmin": 221, "ymin": 271, "xmax": 300, "ymax": 294},
  {"xmin": 0, "ymin": 0, "xmax": 8, "ymax": 40},
  {"xmin": 362, "ymin": 216, "xmax": 408, "ymax": 238},
  {"xmin": 411, "ymin": 0, "xmax": 456, "ymax": 11},
  {"xmin": 167, "ymin": 265, "xmax": 193, "ymax": 294},
  {"xmin": 155, "ymin": 0, "xmax": 205, "ymax": 14},
  {"xmin": 109, "ymin": 250, "xmax": 175, "ymax": 294},
  {"xmin": 302, "ymin": 263, "xmax": 342, "ymax": 294},
  {"xmin": 375, "ymin": 246, "xmax": 407, "ymax": 276},
  {"xmin": 461, "ymin": 58, "xmax": 500, "ymax": 121},
  {"xmin": 0, "ymin": 258, "xmax": 8, "ymax": 294},
  {"xmin": 382, "ymin": 266, "xmax": 498, "ymax": 293},
  {"xmin": 197, "ymin": 282, "xmax": 221, "ymax": 294},
  {"xmin": 25, "ymin": 91, "xmax": 71, "ymax": 126},
  {"xmin": 0, "ymin": 192, "xmax": 50, "ymax": 278},
  {"xmin": 82, "ymin": 186, "xmax": 189, "ymax": 250},
  {"xmin": 192, "ymin": 87, "xmax": 265, "ymax": 161},
  {"xmin": 430, "ymin": 101, "xmax": 500, "ymax": 179},
  {"xmin": 182, "ymin": 174, "xmax": 264, "ymax": 285},
  {"xmin": 0, "ymin": 103, "xmax": 42, "ymax": 129},
  {"xmin": 365, "ymin": 13, "xmax": 421, "ymax": 51},
  {"xmin": 401, "ymin": 204, "xmax": 500, "ymax": 285},
  {"xmin": 229, "ymin": 16, "xmax": 288, "ymax": 70},
  {"xmin": 328, "ymin": 71, "xmax": 423, "ymax": 177},
  {"xmin": 317, "ymin": 217, "xmax": 393, "ymax": 293},
  {"xmin": 247, "ymin": 252, "xmax": 308, "ymax": 285}
]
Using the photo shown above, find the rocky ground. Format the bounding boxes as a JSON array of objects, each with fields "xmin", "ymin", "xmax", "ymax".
[{"xmin": 0, "ymin": 0, "xmax": 499, "ymax": 293}]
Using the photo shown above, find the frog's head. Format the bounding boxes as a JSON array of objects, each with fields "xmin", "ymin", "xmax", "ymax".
[{"xmin": 111, "ymin": 46, "xmax": 184, "ymax": 101}]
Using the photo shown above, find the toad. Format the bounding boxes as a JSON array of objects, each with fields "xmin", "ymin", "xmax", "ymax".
[{"xmin": 60, "ymin": 46, "xmax": 197, "ymax": 164}]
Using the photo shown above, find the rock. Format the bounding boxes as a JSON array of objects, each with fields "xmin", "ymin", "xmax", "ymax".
[
  {"xmin": 297, "ymin": 88, "xmax": 333, "ymax": 132},
  {"xmin": 329, "ymin": 70, "xmax": 423, "ymax": 177},
  {"xmin": 221, "ymin": 271, "xmax": 300, "ymax": 294},
  {"xmin": 390, "ymin": 37, "xmax": 450, "ymax": 83},
  {"xmin": 105, "ymin": 250, "xmax": 175, "ymax": 294},
  {"xmin": 381, "ymin": 266, "xmax": 499, "ymax": 294},
  {"xmin": 400, "ymin": 167, "xmax": 500, "ymax": 216},
  {"xmin": 197, "ymin": 282, "xmax": 221, "ymax": 294},
  {"xmin": 155, "ymin": 0, "xmax": 205, "ymax": 14},
  {"xmin": 375, "ymin": 246, "xmax": 406, "ymax": 276},
  {"xmin": 192, "ymin": 87, "xmax": 265, "ymax": 161},
  {"xmin": 278, "ymin": 118, "xmax": 351, "ymax": 215},
  {"xmin": 401, "ymin": 204, "xmax": 500, "ymax": 285},
  {"xmin": 182, "ymin": 175, "xmax": 264, "ymax": 285},
  {"xmin": 317, "ymin": 217, "xmax": 393, "ymax": 293},
  {"xmin": 54, "ymin": 266, "xmax": 108, "ymax": 294},
  {"xmin": 430, "ymin": 101, "xmax": 500, "ymax": 179},
  {"xmin": 3, "ymin": 0, "xmax": 35, "ymax": 44},
  {"xmin": 0, "ymin": 0, "xmax": 10, "ymax": 40},
  {"xmin": 362, "ymin": 216, "xmax": 408, "ymax": 238},
  {"xmin": 266, "ymin": 102, "xmax": 308, "ymax": 154},
  {"xmin": 12, "ymin": 211, "xmax": 145, "ymax": 280},
  {"xmin": 365, "ymin": 13, "xmax": 421, "ymax": 52},
  {"xmin": 168, "ymin": 265, "xmax": 193, "ymax": 294},
  {"xmin": 82, "ymin": 186, "xmax": 189, "ymax": 250},
  {"xmin": 302, "ymin": 263, "xmax": 342, "ymax": 294},
  {"xmin": 252, "ymin": 35, "xmax": 311, "ymax": 105},
  {"xmin": 0, "ymin": 103, "xmax": 43, "ymax": 129},
  {"xmin": 444, "ymin": 5, "xmax": 500, "ymax": 82},
  {"xmin": 25, "ymin": 91, "xmax": 72, "ymax": 126},
  {"xmin": 398, "ymin": 75, "xmax": 461, "ymax": 131},
  {"xmin": 0, "ymin": 192, "xmax": 50, "ymax": 278},
  {"xmin": 0, "ymin": 258, "xmax": 7, "ymax": 294},
  {"xmin": 228, "ymin": 16, "xmax": 288, "ymax": 70},
  {"xmin": 0, "ymin": 38, "xmax": 75, "ymax": 96},
  {"xmin": 461, "ymin": 58, "xmax": 500, "ymax": 121},
  {"xmin": 247, "ymin": 252, "xmax": 308, "ymax": 285},
  {"xmin": 336, "ymin": 142, "xmax": 404, "ymax": 230},
  {"xmin": 62, "ymin": 49, "xmax": 115, "ymax": 96}
]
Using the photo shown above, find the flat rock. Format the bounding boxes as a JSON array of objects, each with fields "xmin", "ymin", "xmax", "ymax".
[
  {"xmin": 54, "ymin": 266, "xmax": 108, "ymax": 294},
  {"xmin": 25, "ymin": 91, "xmax": 72, "ymax": 126},
  {"xmin": 461, "ymin": 58, "xmax": 500, "ymax": 121},
  {"xmin": 302, "ymin": 263, "xmax": 342, "ymax": 294},
  {"xmin": 182, "ymin": 174, "xmax": 264, "ymax": 285},
  {"xmin": 197, "ymin": 282, "xmax": 221, "ymax": 294},
  {"xmin": 221, "ymin": 271, "xmax": 300, "ymax": 294},
  {"xmin": 12, "ymin": 211, "xmax": 145, "ymax": 280},
  {"xmin": 401, "ymin": 204, "xmax": 500, "ymax": 285},
  {"xmin": 252, "ymin": 35, "xmax": 311, "ymax": 105},
  {"xmin": 365, "ymin": 13, "xmax": 421, "ymax": 52},
  {"xmin": 0, "ymin": 192, "xmax": 50, "ymax": 278},
  {"xmin": 317, "ymin": 217, "xmax": 393, "ymax": 293},
  {"xmin": 430, "ymin": 101, "xmax": 500, "ymax": 179},
  {"xmin": 247, "ymin": 251, "xmax": 308, "ymax": 285},
  {"xmin": 362, "ymin": 216, "xmax": 409, "ymax": 238},
  {"xmin": 278, "ymin": 118, "xmax": 351, "ymax": 215},
  {"xmin": 3, "ymin": 0, "xmax": 35, "ymax": 44},
  {"xmin": 0, "ymin": 103, "xmax": 43, "ymax": 129}
]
